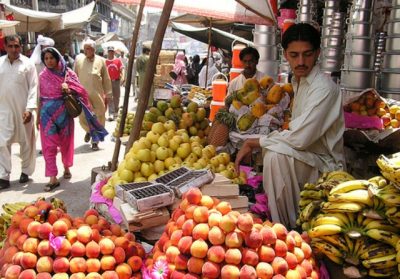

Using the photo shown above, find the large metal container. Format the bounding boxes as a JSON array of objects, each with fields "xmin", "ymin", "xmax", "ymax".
[
  {"xmin": 321, "ymin": 35, "xmax": 343, "ymax": 47},
  {"xmin": 253, "ymin": 31, "xmax": 277, "ymax": 45},
  {"xmin": 254, "ymin": 25, "xmax": 276, "ymax": 33},
  {"xmin": 348, "ymin": 9, "xmax": 372, "ymax": 23},
  {"xmin": 297, "ymin": 13, "xmax": 313, "ymax": 22},
  {"xmin": 390, "ymin": 7, "xmax": 400, "ymax": 20},
  {"xmin": 298, "ymin": 5, "xmax": 313, "ymax": 14},
  {"xmin": 380, "ymin": 70, "xmax": 400, "ymax": 91},
  {"xmin": 352, "ymin": 0, "xmax": 374, "ymax": 10},
  {"xmin": 258, "ymin": 60, "xmax": 280, "ymax": 78},
  {"xmin": 340, "ymin": 68, "xmax": 375, "ymax": 89},
  {"xmin": 347, "ymin": 23, "xmax": 374, "ymax": 37},
  {"xmin": 324, "ymin": 8, "xmax": 335, "ymax": 17},
  {"xmin": 256, "ymin": 45, "xmax": 279, "ymax": 60},
  {"xmin": 299, "ymin": 0, "xmax": 313, "ymax": 5},
  {"xmin": 322, "ymin": 27, "xmax": 343, "ymax": 36},
  {"xmin": 385, "ymin": 36, "xmax": 400, "ymax": 51},
  {"xmin": 382, "ymin": 52, "xmax": 400, "ymax": 69},
  {"xmin": 387, "ymin": 20, "xmax": 400, "ymax": 35},
  {"xmin": 320, "ymin": 58, "xmax": 342, "ymax": 71},
  {"xmin": 325, "ymin": 0, "xmax": 339, "ymax": 9},
  {"xmin": 322, "ymin": 47, "xmax": 344, "ymax": 58},
  {"xmin": 343, "ymin": 51, "xmax": 374, "ymax": 69},
  {"xmin": 345, "ymin": 36, "xmax": 374, "ymax": 52},
  {"xmin": 280, "ymin": 62, "xmax": 291, "ymax": 73}
]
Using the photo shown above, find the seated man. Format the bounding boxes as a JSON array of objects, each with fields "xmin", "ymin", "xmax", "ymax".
[
  {"xmin": 235, "ymin": 23, "xmax": 345, "ymax": 228},
  {"xmin": 227, "ymin": 46, "xmax": 265, "ymax": 95}
]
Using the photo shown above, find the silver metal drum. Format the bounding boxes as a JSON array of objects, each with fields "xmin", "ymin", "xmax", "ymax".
[
  {"xmin": 382, "ymin": 52, "xmax": 400, "ymax": 70},
  {"xmin": 385, "ymin": 36, "xmax": 400, "ymax": 51},
  {"xmin": 345, "ymin": 36, "xmax": 374, "ymax": 52},
  {"xmin": 343, "ymin": 51, "xmax": 374, "ymax": 69},
  {"xmin": 340, "ymin": 68, "xmax": 375, "ymax": 89},
  {"xmin": 387, "ymin": 20, "xmax": 400, "ymax": 35}
]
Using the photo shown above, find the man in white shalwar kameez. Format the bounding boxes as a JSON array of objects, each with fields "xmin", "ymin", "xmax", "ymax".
[
  {"xmin": 235, "ymin": 23, "xmax": 345, "ymax": 228},
  {"xmin": 0, "ymin": 35, "xmax": 38, "ymax": 189}
]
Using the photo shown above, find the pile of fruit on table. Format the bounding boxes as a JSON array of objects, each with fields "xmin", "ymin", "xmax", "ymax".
[
  {"xmin": 146, "ymin": 188, "xmax": 321, "ymax": 278},
  {"xmin": 112, "ymin": 111, "xmax": 135, "ymax": 138},
  {"xmin": 297, "ymin": 152, "xmax": 400, "ymax": 278},
  {"xmin": 0, "ymin": 200, "xmax": 145, "ymax": 278}
]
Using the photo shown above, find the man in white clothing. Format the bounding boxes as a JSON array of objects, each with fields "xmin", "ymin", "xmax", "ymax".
[
  {"xmin": 29, "ymin": 34, "xmax": 55, "ymax": 75},
  {"xmin": 235, "ymin": 23, "xmax": 345, "ymax": 228},
  {"xmin": 227, "ymin": 47, "xmax": 264, "ymax": 95},
  {"xmin": 0, "ymin": 35, "xmax": 38, "ymax": 189}
]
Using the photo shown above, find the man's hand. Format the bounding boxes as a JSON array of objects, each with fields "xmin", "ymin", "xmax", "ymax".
[
  {"xmin": 22, "ymin": 111, "xmax": 32, "ymax": 124},
  {"xmin": 234, "ymin": 138, "xmax": 261, "ymax": 173}
]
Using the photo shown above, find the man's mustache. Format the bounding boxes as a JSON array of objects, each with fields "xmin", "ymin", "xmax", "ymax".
[{"xmin": 295, "ymin": 65, "xmax": 308, "ymax": 70}]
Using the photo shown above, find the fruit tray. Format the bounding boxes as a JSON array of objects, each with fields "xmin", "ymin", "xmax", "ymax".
[
  {"xmin": 165, "ymin": 169, "xmax": 214, "ymax": 197},
  {"xmin": 124, "ymin": 183, "xmax": 175, "ymax": 212},
  {"xmin": 115, "ymin": 181, "xmax": 153, "ymax": 201},
  {"xmin": 155, "ymin": 166, "xmax": 191, "ymax": 184}
]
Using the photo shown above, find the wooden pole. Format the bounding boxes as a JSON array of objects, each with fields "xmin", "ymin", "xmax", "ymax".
[
  {"xmin": 203, "ymin": 18, "xmax": 212, "ymax": 88},
  {"xmin": 110, "ymin": 0, "xmax": 146, "ymax": 171},
  {"xmin": 125, "ymin": 0, "xmax": 175, "ymax": 153}
]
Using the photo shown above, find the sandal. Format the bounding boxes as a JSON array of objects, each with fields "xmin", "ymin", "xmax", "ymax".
[
  {"xmin": 44, "ymin": 181, "xmax": 60, "ymax": 192},
  {"xmin": 63, "ymin": 172, "xmax": 72, "ymax": 179}
]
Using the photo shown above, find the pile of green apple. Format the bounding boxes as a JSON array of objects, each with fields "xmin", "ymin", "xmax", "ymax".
[
  {"xmin": 112, "ymin": 111, "xmax": 135, "ymax": 138},
  {"xmin": 141, "ymin": 96, "xmax": 211, "ymax": 140},
  {"xmin": 101, "ymin": 121, "xmax": 244, "ymax": 200}
]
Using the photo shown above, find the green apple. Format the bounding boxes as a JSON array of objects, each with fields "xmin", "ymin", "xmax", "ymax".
[
  {"xmin": 136, "ymin": 149, "xmax": 152, "ymax": 162},
  {"xmin": 192, "ymin": 146, "xmax": 202, "ymax": 158},
  {"xmin": 151, "ymin": 143, "xmax": 160, "ymax": 152},
  {"xmin": 210, "ymin": 157, "xmax": 220, "ymax": 168},
  {"xmin": 154, "ymin": 160, "xmax": 165, "ymax": 173},
  {"xmin": 134, "ymin": 177, "xmax": 148, "ymax": 182},
  {"xmin": 119, "ymin": 169, "xmax": 134, "ymax": 182},
  {"xmin": 125, "ymin": 157, "xmax": 141, "ymax": 173},
  {"xmin": 139, "ymin": 137, "xmax": 152, "ymax": 149},
  {"xmin": 177, "ymin": 143, "xmax": 191, "ymax": 159},
  {"xmin": 164, "ymin": 157, "xmax": 176, "ymax": 169},
  {"xmin": 156, "ymin": 146, "xmax": 169, "ymax": 161},
  {"xmin": 164, "ymin": 120, "xmax": 176, "ymax": 131},
  {"xmin": 157, "ymin": 135, "xmax": 169, "ymax": 148},
  {"xmin": 172, "ymin": 135, "xmax": 183, "ymax": 145},
  {"xmin": 146, "ymin": 131, "xmax": 160, "ymax": 144},
  {"xmin": 169, "ymin": 139, "xmax": 179, "ymax": 151},
  {"xmin": 148, "ymin": 173, "xmax": 158, "ymax": 181},
  {"xmin": 140, "ymin": 162, "xmax": 155, "ymax": 177},
  {"xmin": 151, "ymin": 122, "xmax": 166, "ymax": 135},
  {"xmin": 131, "ymin": 141, "xmax": 147, "ymax": 153}
]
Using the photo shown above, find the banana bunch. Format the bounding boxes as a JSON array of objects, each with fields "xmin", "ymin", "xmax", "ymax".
[
  {"xmin": 317, "ymin": 170, "xmax": 356, "ymax": 184},
  {"xmin": 376, "ymin": 153, "xmax": 400, "ymax": 184},
  {"xmin": 0, "ymin": 201, "xmax": 29, "ymax": 244}
]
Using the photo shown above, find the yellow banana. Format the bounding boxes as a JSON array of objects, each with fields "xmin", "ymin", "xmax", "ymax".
[
  {"xmin": 321, "ymin": 201, "xmax": 364, "ymax": 213},
  {"xmin": 359, "ymin": 243, "xmax": 396, "ymax": 261},
  {"xmin": 326, "ymin": 170, "xmax": 355, "ymax": 182},
  {"xmin": 329, "ymin": 179, "xmax": 372, "ymax": 195},
  {"xmin": 344, "ymin": 235, "xmax": 355, "ymax": 255},
  {"xmin": 303, "ymin": 183, "xmax": 316, "ymax": 190},
  {"xmin": 362, "ymin": 254, "xmax": 397, "ymax": 269},
  {"xmin": 368, "ymin": 266, "xmax": 398, "ymax": 278},
  {"xmin": 312, "ymin": 215, "xmax": 346, "ymax": 228},
  {"xmin": 308, "ymin": 224, "xmax": 342, "ymax": 238},
  {"xmin": 300, "ymin": 190, "xmax": 324, "ymax": 200},
  {"xmin": 364, "ymin": 219, "xmax": 400, "ymax": 233},
  {"xmin": 312, "ymin": 240, "xmax": 343, "ymax": 258},
  {"xmin": 366, "ymin": 229, "xmax": 400, "ymax": 248},
  {"xmin": 368, "ymin": 175, "xmax": 388, "ymax": 188},
  {"xmin": 298, "ymin": 199, "xmax": 314, "ymax": 208},
  {"xmin": 378, "ymin": 193, "xmax": 400, "ymax": 207},
  {"xmin": 317, "ymin": 235, "xmax": 348, "ymax": 252},
  {"xmin": 299, "ymin": 200, "xmax": 321, "ymax": 222},
  {"xmin": 328, "ymin": 189, "xmax": 373, "ymax": 207}
]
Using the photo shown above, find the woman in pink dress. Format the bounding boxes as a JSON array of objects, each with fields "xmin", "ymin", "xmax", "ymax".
[
  {"xmin": 171, "ymin": 51, "xmax": 188, "ymax": 86},
  {"xmin": 37, "ymin": 47, "xmax": 107, "ymax": 191}
]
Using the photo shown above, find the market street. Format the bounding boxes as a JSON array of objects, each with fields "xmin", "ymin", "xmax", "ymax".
[{"xmin": 0, "ymin": 90, "xmax": 136, "ymax": 217}]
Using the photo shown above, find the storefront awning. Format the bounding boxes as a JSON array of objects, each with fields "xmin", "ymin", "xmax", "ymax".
[
  {"xmin": 171, "ymin": 22, "xmax": 253, "ymax": 51},
  {"xmin": 62, "ymin": 1, "xmax": 96, "ymax": 30},
  {"xmin": 3, "ymin": 4, "xmax": 63, "ymax": 32}
]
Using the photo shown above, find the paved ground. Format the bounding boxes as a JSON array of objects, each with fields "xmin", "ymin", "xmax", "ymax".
[{"xmin": 0, "ymin": 91, "xmax": 137, "ymax": 218}]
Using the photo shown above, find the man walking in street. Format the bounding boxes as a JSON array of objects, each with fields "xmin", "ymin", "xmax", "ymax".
[
  {"xmin": 135, "ymin": 46, "xmax": 151, "ymax": 103},
  {"xmin": 0, "ymin": 35, "xmax": 38, "ymax": 189},
  {"xmin": 105, "ymin": 46, "xmax": 125, "ymax": 121},
  {"xmin": 74, "ymin": 39, "xmax": 112, "ymax": 151}
]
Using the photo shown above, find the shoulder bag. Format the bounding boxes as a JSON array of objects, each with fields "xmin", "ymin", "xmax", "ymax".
[{"xmin": 62, "ymin": 72, "xmax": 82, "ymax": 118}]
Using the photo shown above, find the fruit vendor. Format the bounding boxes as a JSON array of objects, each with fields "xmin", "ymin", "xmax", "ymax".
[
  {"xmin": 235, "ymin": 23, "xmax": 345, "ymax": 228},
  {"xmin": 227, "ymin": 47, "xmax": 265, "ymax": 95}
]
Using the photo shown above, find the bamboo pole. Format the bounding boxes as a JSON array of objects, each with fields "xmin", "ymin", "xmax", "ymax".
[
  {"xmin": 203, "ymin": 18, "xmax": 212, "ymax": 88},
  {"xmin": 110, "ymin": 0, "xmax": 146, "ymax": 171},
  {"xmin": 125, "ymin": 0, "xmax": 175, "ymax": 153}
]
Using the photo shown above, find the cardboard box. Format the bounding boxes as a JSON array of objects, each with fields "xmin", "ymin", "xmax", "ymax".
[
  {"xmin": 219, "ymin": 196, "xmax": 249, "ymax": 209},
  {"xmin": 120, "ymin": 203, "xmax": 170, "ymax": 232}
]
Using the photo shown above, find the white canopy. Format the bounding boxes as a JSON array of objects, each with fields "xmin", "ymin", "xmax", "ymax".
[
  {"xmin": 62, "ymin": 1, "xmax": 96, "ymax": 29},
  {"xmin": 4, "ymin": 4, "xmax": 63, "ymax": 32},
  {"xmin": 0, "ymin": 19, "xmax": 20, "ymax": 29}
]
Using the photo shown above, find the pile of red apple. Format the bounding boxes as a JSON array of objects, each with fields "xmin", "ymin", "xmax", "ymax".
[
  {"xmin": 148, "ymin": 188, "xmax": 320, "ymax": 279},
  {"xmin": 0, "ymin": 200, "xmax": 145, "ymax": 278}
]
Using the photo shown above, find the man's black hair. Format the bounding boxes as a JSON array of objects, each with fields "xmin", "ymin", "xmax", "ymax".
[
  {"xmin": 41, "ymin": 48, "xmax": 60, "ymax": 64},
  {"xmin": 5, "ymin": 34, "xmax": 22, "ymax": 45},
  {"xmin": 281, "ymin": 23, "xmax": 321, "ymax": 51},
  {"xmin": 239, "ymin": 46, "xmax": 260, "ymax": 61},
  {"xmin": 143, "ymin": 47, "xmax": 150, "ymax": 54}
]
